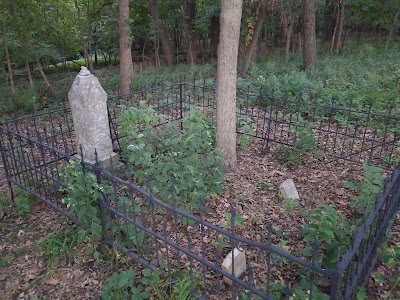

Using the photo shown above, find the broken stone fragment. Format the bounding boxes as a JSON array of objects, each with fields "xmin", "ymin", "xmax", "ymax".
[
  {"xmin": 221, "ymin": 247, "xmax": 246, "ymax": 286},
  {"xmin": 279, "ymin": 178, "xmax": 300, "ymax": 201}
]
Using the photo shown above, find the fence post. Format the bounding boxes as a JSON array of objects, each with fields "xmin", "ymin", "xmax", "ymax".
[
  {"xmin": 68, "ymin": 66, "xmax": 118, "ymax": 166},
  {"xmin": 0, "ymin": 129, "xmax": 14, "ymax": 201},
  {"xmin": 180, "ymin": 82, "xmax": 183, "ymax": 131}
]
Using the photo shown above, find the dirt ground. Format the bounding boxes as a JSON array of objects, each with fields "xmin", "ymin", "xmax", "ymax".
[{"xmin": 0, "ymin": 139, "xmax": 399, "ymax": 299}]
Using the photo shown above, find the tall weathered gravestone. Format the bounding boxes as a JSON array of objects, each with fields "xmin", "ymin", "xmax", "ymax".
[{"xmin": 68, "ymin": 66, "xmax": 118, "ymax": 165}]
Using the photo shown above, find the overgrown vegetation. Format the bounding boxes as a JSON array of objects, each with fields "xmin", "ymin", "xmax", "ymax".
[
  {"xmin": 100, "ymin": 269, "xmax": 200, "ymax": 300},
  {"xmin": 118, "ymin": 103, "xmax": 224, "ymax": 212}
]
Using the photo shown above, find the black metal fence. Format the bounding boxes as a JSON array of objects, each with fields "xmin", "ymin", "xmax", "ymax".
[{"xmin": 1, "ymin": 81, "xmax": 399, "ymax": 299}]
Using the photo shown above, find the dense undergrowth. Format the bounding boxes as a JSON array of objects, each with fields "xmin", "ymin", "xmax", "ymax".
[{"xmin": 1, "ymin": 45, "xmax": 399, "ymax": 118}]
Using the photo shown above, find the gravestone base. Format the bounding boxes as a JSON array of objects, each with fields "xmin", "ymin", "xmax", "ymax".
[{"xmin": 73, "ymin": 152, "xmax": 120, "ymax": 168}]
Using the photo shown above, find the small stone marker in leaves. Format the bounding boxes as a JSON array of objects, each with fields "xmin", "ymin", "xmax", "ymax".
[
  {"xmin": 279, "ymin": 179, "xmax": 300, "ymax": 201},
  {"xmin": 221, "ymin": 247, "xmax": 246, "ymax": 286}
]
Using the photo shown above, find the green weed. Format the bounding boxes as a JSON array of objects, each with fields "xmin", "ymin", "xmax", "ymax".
[
  {"xmin": 40, "ymin": 226, "xmax": 79, "ymax": 263},
  {"xmin": 345, "ymin": 164, "xmax": 384, "ymax": 214}
]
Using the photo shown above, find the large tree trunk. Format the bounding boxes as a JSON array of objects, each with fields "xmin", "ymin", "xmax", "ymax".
[
  {"xmin": 210, "ymin": 15, "xmax": 220, "ymax": 58},
  {"xmin": 385, "ymin": 10, "xmax": 399, "ymax": 51},
  {"xmin": 216, "ymin": 0, "xmax": 243, "ymax": 170},
  {"xmin": 183, "ymin": 0, "xmax": 199, "ymax": 64},
  {"xmin": 240, "ymin": 0, "xmax": 266, "ymax": 78},
  {"xmin": 303, "ymin": 0, "xmax": 317, "ymax": 69},
  {"xmin": 148, "ymin": 0, "xmax": 175, "ymax": 66},
  {"xmin": 118, "ymin": 0, "xmax": 134, "ymax": 97}
]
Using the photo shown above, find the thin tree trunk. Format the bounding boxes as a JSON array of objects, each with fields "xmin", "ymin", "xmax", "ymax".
[
  {"xmin": 36, "ymin": 59, "xmax": 51, "ymax": 91},
  {"xmin": 285, "ymin": 14, "xmax": 294, "ymax": 64},
  {"xmin": 334, "ymin": 0, "xmax": 345, "ymax": 53},
  {"xmin": 298, "ymin": 33, "xmax": 302, "ymax": 54},
  {"xmin": 3, "ymin": 25, "xmax": 15, "ymax": 94},
  {"xmin": 86, "ymin": 0, "xmax": 94, "ymax": 71},
  {"xmin": 216, "ymin": 0, "xmax": 243, "ymax": 170},
  {"xmin": 25, "ymin": 60, "xmax": 34, "ymax": 88},
  {"xmin": 183, "ymin": 0, "xmax": 199, "ymax": 64},
  {"xmin": 240, "ymin": 0, "xmax": 266, "ymax": 78},
  {"xmin": 330, "ymin": 3, "xmax": 339, "ymax": 53},
  {"xmin": 322, "ymin": 0, "xmax": 335, "ymax": 42},
  {"xmin": 149, "ymin": 0, "xmax": 175, "ymax": 66},
  {"xmin": 385, "ymin": 10, "xmax": 399, "ymax": 50},
  {"xmin": 357, "ymin": 22, "xmax": 365, "ymax": 45},
  {"xmin": 210, "ymin": 15, "xmax": 220, "ymax": 58},
  {"xmin": 118, "ymin": 0, "xmax": 134, "ymax": 97},
  {"xmin": 74, "ymin": 0, "xmax": 90, "ymax": 69},
  {"xmin": 303, "ymin": 0, "xmax": 317, "ymax": 68}
]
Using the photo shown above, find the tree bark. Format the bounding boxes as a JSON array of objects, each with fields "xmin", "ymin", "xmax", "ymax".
[
  {"xmin": 3, "ymin": 25, "xmax": 15, "ymax": 94},
  {"xmin": 210, "ymin": 15, "xmax": 220, "ymax": 58},
  {"xmin": 240, "ymin": 0, "xmax": 266, "ymax": 78},
  {"xmin": 216, "ymin": 0, "xmax": 243, "ymax": 170},
  {"xmin": 148, "ymin": 0, "xmax": 175, "ymax": 66},
  {"xmin": 333, "ymin": 0, "xmax": 345, "ymax": 53},
  {"xmin": 25, "ymin": 60, "xmax": 34, "ymax": 88},
  {"xmin": 285, "ymin": 14, "xmax": 295, "ymax": 64},
  {"xmin": 183, "ymin": 0, "xmax": 199, "ymax": 64},
  {"xmin": 330, "ymin": 3, "xmax": 339, "ymax": 52},
  {"xmin": 74, "ymin": 0, "xmax": 90, "ymax": 69},
  {"xmin": 322, "ymin": 0, "xmax": 336, "ymax": 42},
  {"xmin": 303, "ymin": 0, "xmax": 317, "ymax": 69},
  {"xmin": 118, "ymin": 0, "xmax": 134, "ymax": 97},
  {"xmin": 385, "ymin": 10, "xmax": 399, "ymax": 51}
]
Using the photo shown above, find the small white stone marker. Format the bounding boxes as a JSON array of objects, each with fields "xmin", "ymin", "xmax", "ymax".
[
  {"xmin": 68, "ymin": 67, "xmax": 118, "ymax": 165},
  {"xmin": 279, "ymin": 178, "xmax": 300, "ymax": 201},
  {"xmin": 221, "ymin": 247, "xmax": 246, "ymax": 286}
]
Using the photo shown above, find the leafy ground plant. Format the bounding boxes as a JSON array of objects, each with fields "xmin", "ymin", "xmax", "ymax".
[
  {"xmin": 345, "ymin": 164, "xmax": 384, "ymax": 214},
  {"xmin": 60, "ymin": 160, "xmax": 112, "ymax": 240},
  {"xmin": 100, "ymin": 268, "xmax": 159, "ymax": 300},
  {"xmin": 118, "ymin": 103, "xmax": 224, "ymax": 212},
  {"xmin": 275, "ymin": 118, "xmax": 318, "ymax": 166},
  {"xmin": 301, "ymin": 205, "xmax": 352, "ymax": 269}
]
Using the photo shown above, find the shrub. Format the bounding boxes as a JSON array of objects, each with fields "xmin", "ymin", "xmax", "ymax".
[{"xmin": 118, "ymin": 103, "xmax": 224, "ymax": 212}]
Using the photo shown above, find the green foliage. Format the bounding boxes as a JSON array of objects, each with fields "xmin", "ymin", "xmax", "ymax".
[
  {"xmin": 13, "ymin": 193, "xmax": 33, "ymax": 216},
  {"xmin": 283, "ymin": 197, "xmax": 299, "ymax": 215},
  {"xmin": 276, "ymin": 118, "xmax": 317, "ymax": 166},
  {"xmin": 129, "ymin": 64, "xmax": 216, "ymax": 92},
  {"xmin": 302, "ymin": 205, "xmax": 352, "ymax": 268},
  {"xmin": 237, "ymin": 115, "xmax": 254, "ymax": 150},
  {"xmin": 0, "ymin": 256, "xmax": 13, "ymax": 268},
  {"xmin": 100, "ymin": 268, "xmax": 159, "ymax": 300},
  {"xmin": 118, "ymin": 103, "xmax": 224, "ymax": 212},
  {"xmin": 380, "ymin": 243, "xmax": 400, "ymax": 268},
  {"xmin": 242, "ymin": 48, "xmax": 400, "ymax": 132},
  {"xmin": 152, "ymin": 272, "xmax": 201, "ymax": 300},
  {"xmin": 40, "ymin": 226, "xmax": 79, "ymax": 263},
  {"xmin": 345, "ymin": 164, "xmax": 384, "ymax": 214},
  {"xmin": 214, "ymin": 212, "xmax": 245, "ymax": 251},
  {"xmin": 60, "ymin": 160, "xmax": 111, "ymax": 239},
  {"xmin": 217, "ymin": 212, "xmax": 246, "ymax": 230}
]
